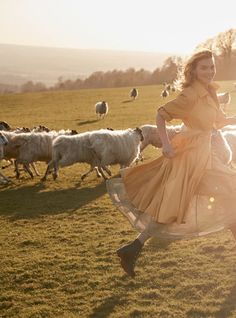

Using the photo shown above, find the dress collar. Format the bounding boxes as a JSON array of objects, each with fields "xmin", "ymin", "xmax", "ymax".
[{"xmin": 192, "ymin": 80, "xmax": 220, "ymax": 98}]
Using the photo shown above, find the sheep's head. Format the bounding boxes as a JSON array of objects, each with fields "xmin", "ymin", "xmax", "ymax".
[
  {"xmin": 0, "ymin": 121, "xmax": 11, "ymax": 131},
  {"xmin": 134, "ymin": 127, "xmax": 144, "ymax": 141},
  {"xmin": 71, "ymin": 129, "xmax": 78, "ymax": 135}
]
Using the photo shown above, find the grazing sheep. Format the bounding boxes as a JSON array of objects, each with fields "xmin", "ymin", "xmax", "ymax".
[
  {"xmin": 32, "ymin": 125, "xmax": 51, "ymax": 132},
  {"xmin": 217, "ymin": 92, "xmax": 231, "ymax": 112},
  {"xmin": 130, "ymin": 88, "xmax": 138, "ymax": 100},
  {"xmin": 0, "ymin": 132, "xmax": 12, "ymax": 183},
  {"xmin": 139, "ymin": 124, "xmax": 182, "ymax": 152},
  {"xmin": 95, "ymin": 101, "xmax": 109, "ymax": 119},
  {"xmin": 0, "ymin": 121, "xmax": 11, "ymax": 131},
  {"xmin": 43, "ymin": 127, "xmax": 144, "ymax": 181},
  {"xmin": 166, "ymin": 84, "xmax": 171, "ymax": 91},
  {"xmin": 89, "ymin": 127, "xmax": 143, "ymax": 170},
  {"xmin": 42, "ymin": 131, "xmax": 102, "ymax": 181},
  {"xmin": 161, "ymin": 89, "xmax": 169, "ymax": 98},
  {"xmin": 7, "ymin": 130, "xmax": 78, "ymax": 179}
]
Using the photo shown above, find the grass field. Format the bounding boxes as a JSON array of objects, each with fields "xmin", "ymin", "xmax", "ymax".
[{"xmin": 1, "ymin": 82, "xmax": 236, "ymax": 318}]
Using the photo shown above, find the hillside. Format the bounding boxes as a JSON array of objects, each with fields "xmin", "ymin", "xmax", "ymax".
[
  {"xmin": 1, "ymin": 83, "xmax": 236, "ymax": 317},
  {"xmin": 0, "ymin": 44, "xmax": 171, "ymax": 86}
]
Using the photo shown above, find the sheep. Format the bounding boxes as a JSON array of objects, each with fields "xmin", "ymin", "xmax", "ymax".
[
  {"xmin": 137, "ymin": 124, "xmax": 233, "ymax": 166},
  {"xmin": 6, "ymin": 129, "xmax": 78, "ymax": 179},
  {"xmin": 42, "ymin": 127, "xmax": 144, "ymax": 181},
  {"xmin": 139, "ymin": 124, "xmax": 182, "ymax": 153},
  {"xmin": 0, "ymin": 121, "xmax": 11, "ymax": 131},
  {"xmin": 87, "ymin": 127, "xmax": 143, "ymax": 179},
  {"xmin": 217, "ymin": 92, "xmax": 231, "ymax": 112},
  {"xmin": 166, "ymin": 84, "xmax": 171, "ymax": 91},
  {"xmin": 161, "ymin": 89, "xmax": 169, "ymax": 98},
  {"xmin": 0, "ymin": 132, "xmax": 12, "ymax": 184},
  {"xmin": 95, "ymin": 101, "xmax": 109, "ymax": 119},
  {"xmin": 211, "ymin": 129, "xmax": 232, "ymax": 165},
  {"xmin": 221, "ymin": 130, "xmax": 236, "ymax": 162},
  {"xmin": 32, "ymin": 125, "xmax": 51, "ymax": 132},
  {"xmin": 42, "ymin": 131, "xmax": 102, "ymax": 181},
  {"xmin": 130, "ymin": 88, "xmax": 138, "ymax": 100}
]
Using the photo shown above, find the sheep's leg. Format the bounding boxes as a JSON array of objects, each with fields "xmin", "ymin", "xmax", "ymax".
[
  {"xmin": 81, "ymin": 166, "xmax": 95, "ymax": 180},
  {"xmin": 102, "ymin": 165, "xmax": 112, "ymax": 176},
  {"xmin": 14, "ymin": 160, "xmax": 21, "ymax": 179},
  {"xmin": 135, "ymin": 153, "xmax": 144, "ymax": 164},
  {"xmin": 94, "ymin": 167, "xmax": 102, "ymax": 178},
  {"xmin": 97, "ymin": 166, "xmax": 108, "ymax": 180},
  {"xmin": 41, "ymin": 160, "xmax": 55, "ymax": 181},
  {"xmin": 31, "ymin": 163, "xmax": 40, "ymax": 176},
  {"xmin": 52, "ymin": 161, "xmax": 59, "ymax": 180},
  {"xmin": 23, "ymin": 163, "xmax": 34, "ymax": 179}
]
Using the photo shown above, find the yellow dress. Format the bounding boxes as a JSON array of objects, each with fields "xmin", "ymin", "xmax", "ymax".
[{"xmin": 106, "ymin": 80, "xmax": 236, "ymax": 239}]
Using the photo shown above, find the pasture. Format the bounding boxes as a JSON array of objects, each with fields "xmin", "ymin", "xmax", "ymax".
[{"xmin": 1, "ymin": 82, "xmax": 236, "ymax": 318}]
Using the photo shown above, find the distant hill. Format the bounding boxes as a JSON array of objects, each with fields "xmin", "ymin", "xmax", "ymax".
[{"xmin": 0, "ymin": 44, "xmax": 172, "ymax": 87}]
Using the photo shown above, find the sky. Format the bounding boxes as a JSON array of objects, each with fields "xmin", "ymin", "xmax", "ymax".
[{"xmin": 0, "ymin": 0, "xmax": 235, "ymax": 54}]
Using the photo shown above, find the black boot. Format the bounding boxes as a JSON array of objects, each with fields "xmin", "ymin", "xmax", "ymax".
[{"xmin": 116, "ymin": 239, "xmax": 143, "ymax": 278}]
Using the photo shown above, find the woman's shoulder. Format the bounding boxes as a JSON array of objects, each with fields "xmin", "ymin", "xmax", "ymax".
[{"xmin": 179, "ymin": 85, "xmax": 198, "ymax": 102}]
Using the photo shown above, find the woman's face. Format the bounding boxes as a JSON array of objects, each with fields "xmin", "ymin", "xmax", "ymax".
[{"xmin": 194, "ymin": 57, "xmax": 216, "ymax": 86}]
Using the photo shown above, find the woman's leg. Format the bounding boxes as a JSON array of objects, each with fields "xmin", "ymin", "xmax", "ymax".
[{"xmin": 116, "ymin": 228, "xmax": 152, "ymax": 277}]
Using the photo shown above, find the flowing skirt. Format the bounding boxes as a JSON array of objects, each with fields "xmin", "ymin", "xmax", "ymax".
[{"xmin": 106, "ymin": 129, "xmax": 236, "ymax": 239}]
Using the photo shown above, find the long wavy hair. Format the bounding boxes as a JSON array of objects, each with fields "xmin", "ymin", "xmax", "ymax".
[{"xmin": 175, "ymin": 49, "xmax": 214, "ymax": 90}]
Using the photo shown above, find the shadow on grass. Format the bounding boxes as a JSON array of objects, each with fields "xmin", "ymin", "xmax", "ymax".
[
  {"xmin": 0, "ymin": 181, "xmax": 107, "ymax": 220},
  {"xmin": 215, "ymin": 282, "xmax": 236, "ymax": 318},
  {"xmin": 122, "ymin": 99, "xmax": 133, "ymax": 103},
  {"xmin": 89, "ymin": 295, "xmax": 125, "ymax": 318},
  {"xmin": 77, "ymin": 119, "xmax": 98, "ymax": 126}
]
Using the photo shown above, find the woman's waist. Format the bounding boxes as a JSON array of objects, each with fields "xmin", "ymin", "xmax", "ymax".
[{"xmin": 179, "ymin": 125, "xmax": 212, "ymax": 136}]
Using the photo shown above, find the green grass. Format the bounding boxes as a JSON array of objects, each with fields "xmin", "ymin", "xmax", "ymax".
[{"xmin": 1, "ymin": 82, "xmax": 236, "ymax": 318}]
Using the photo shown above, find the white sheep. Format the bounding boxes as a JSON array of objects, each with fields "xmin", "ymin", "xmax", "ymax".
[
  {"xmin": 0, "ymin": 132, "xmax": 12, "ymax": 184},
  {"xmin": 88, "ymin": 127, "xmax": 143, "ymax": 171},
  {"xmin": 95, "ymin": 101, "xmax": 109, "ymax": 119},
  {"xmin": 161, "ymin": 89, "xmax": 169, "ymax": 98},
  {"xmin": 42, "ymin": 127, "xmax": 143, "ymax": 181},
  {"xmin": 137, "ymin": 124, "xmax": 233, "ymax": 166},
  {"xmin": 42, "ymin": 131, "xmax": 102, "ymax": 181},
  {"xmin": 7, "ymin": 130, "xmax": 77, "ymax": 179},
  {"xmin": 217, "ymin": 92, "xmax": 231, "ymax": 112},
  {"xmin": 222, "ymin": 130, "xmax": 236, "ymax": 162},
  {"xmin": 140, "ymin": 124, "xmax": 182, "ymax": 152}
]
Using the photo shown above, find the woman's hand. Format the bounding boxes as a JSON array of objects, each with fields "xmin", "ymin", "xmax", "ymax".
[{"xmin": 162, "ymin": 142, "xmax": 175, "ymax": 158}]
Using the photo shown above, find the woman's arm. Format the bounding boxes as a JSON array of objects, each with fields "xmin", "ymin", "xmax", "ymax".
[{"xmin": 156, "ymin": 112, "xmax": 175, "ymax": 158}]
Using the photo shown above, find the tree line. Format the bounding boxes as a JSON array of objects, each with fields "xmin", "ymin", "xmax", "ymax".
[{"xmin": 1, "ymin": 29, "xmax": 235, "ymax": 94}]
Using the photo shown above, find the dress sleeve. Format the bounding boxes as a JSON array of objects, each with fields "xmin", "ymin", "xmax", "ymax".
[{"xmin": 157, "ymin": 87, "xmax": 197, "ymax": 122}]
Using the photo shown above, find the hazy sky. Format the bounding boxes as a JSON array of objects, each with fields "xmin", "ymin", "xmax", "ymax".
[{"xmin": 1, "ymin": 0, "xmax": 235, "ymax": 54}]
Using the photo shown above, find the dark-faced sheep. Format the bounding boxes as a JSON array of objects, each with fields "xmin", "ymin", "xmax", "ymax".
[
  {"xmin": 161, "ymin": 89, "xmax": 169, "ymax": 98},
  {"xmin": 95, "ymin": 101, "xmax": 109, "ymax": 119},
  {"xmin": 130, "ymin": 88, "xmax": 138, "ymax": 100}
]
